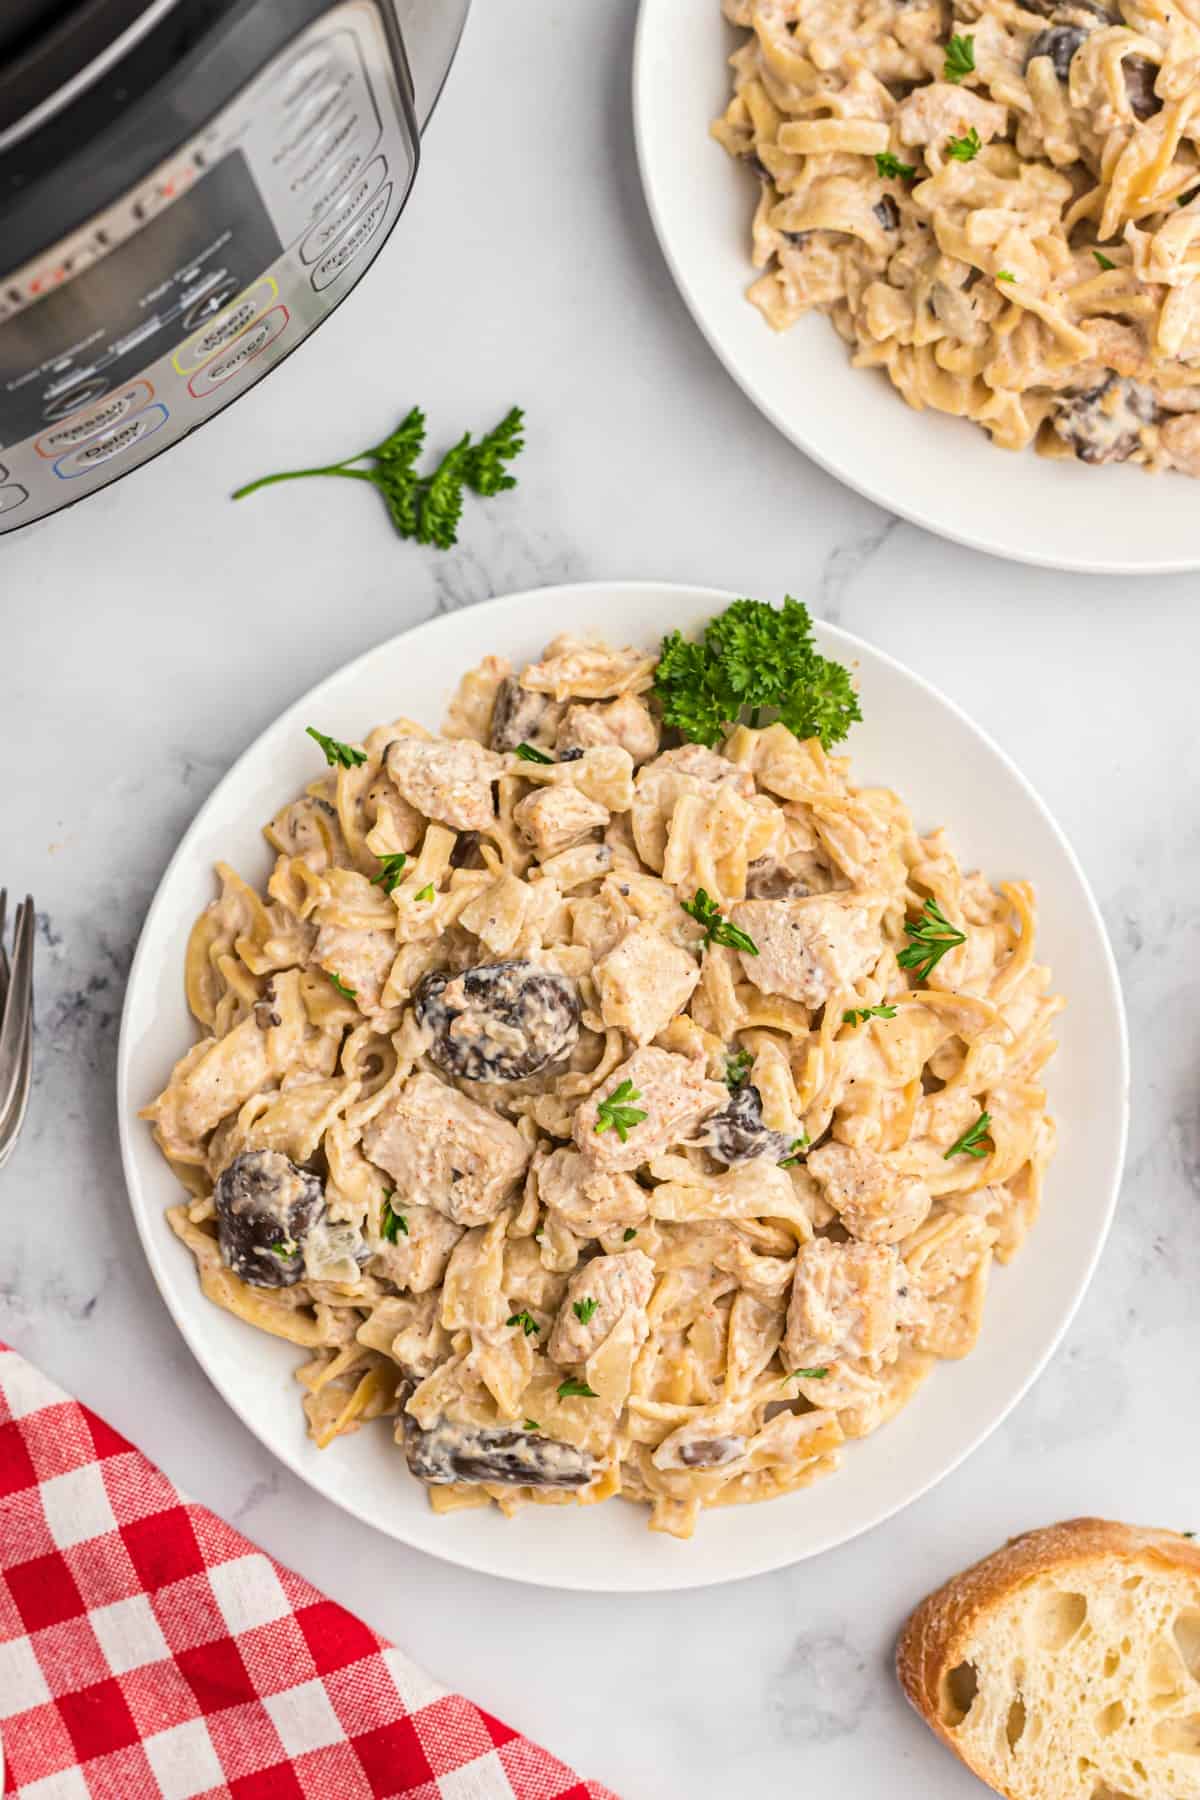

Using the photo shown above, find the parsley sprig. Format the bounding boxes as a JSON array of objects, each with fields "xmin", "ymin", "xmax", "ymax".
[
  {"xmin": 944, "ymin": 33, "xmax": 975, "ymax": 82},
  {"xmin": 843, "ymin": 1004, "xmax": 897, "ymax": 1026},
  {"xmin": 682, "ymin": 888, "xmax": 759, "ymax": 956},
  {"xmin": 371, "ymin": 852, "xmax": 408, "ymax": 894},
  {"xmin": 507, "ymin": 1309, "xmax": 540, "ymax": 1336},
  {"xmin": 875, "ymin": 152, "xmax": 917, "ymax": 181},
  {"xmin": 594, "ymin": 1079, "xmax": 647, "ymax": 1143},
  {"xmin": 946, "ymin": 126, "xmax": 982, "ymax": 162},
  {"xmin": 653, "ymin": 596, "xmax": 861, "ymax": 751},
  {"xmin": 232, "ymin": 405, "xmax": 525, "ymax": 550},
  {"xmin": 307, "ymin": 726, "xmax": 366, "ymax": 769},
  {"xmin": 945, "ymin": 1111, "xmax": 992, "ymax": 1160},
  {"xmin": 897, "ymin": 897, "xmax": 966, "ymax": 982}
]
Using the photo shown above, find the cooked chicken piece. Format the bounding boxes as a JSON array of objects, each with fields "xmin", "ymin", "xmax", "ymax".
[
  {"xmin": 536, "ymin": 1147, "xmax": 650, "ymax": 1236},
  {"xmin": 593, "ymin": 921, "xmax": 700, "ymax": 1045},
  {"xmin": 385, "ymin": 737, "xmax": 503, "ymax": 833},
  {"xmin": 732, "ymin": 894, "xmax": 881, "ymax": 1006},
  {"xmin": 489, "ymin": 674, "xmax": 564, "ymax": 753},
  {"xmin": 631, "ymin": 744, "xmax": 755, "ymax": 870},
  {"xmin": 547, "ymin": 1249, "xmax": 655, "ymax": 1364},
  {"xmin": 513, "ymin": 783, "xmax": 609, "ymax": 858},
  {"xmin": 369, "ymin": 1202, "xmax": 463, "ymax": 1294},
  {"xmin": 311, "ymin": 922, "xmax": 396, "ymax": 1014},
  {"xmin": 894, "ymin": 83, "xmax": 1007, "ymax": 150},
  {"xmin": 362, "ymin": 1073, "xmax": 529, "ymax": 1226},
  {"xmin": 784, "ymin": 1238, "xmax": 906, "ymax": 1369},
  {"xmin": 557, "ymin": 694, "xmax": 660, "ymax": 765},
  {"xmin": 806, "ymin": 1142, "xmax": 932, "ymax": 1244},
  {"xmin": 573, "ymin": 1047, "xmax": 727, "ymax": 1173}
]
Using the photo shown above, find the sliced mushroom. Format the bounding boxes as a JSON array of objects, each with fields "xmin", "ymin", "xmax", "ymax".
[
  {"xmin": 1051, "ymin": 375, "xmax": 1158, "ymax": 464},
  {"xmin": 401, "ymin": 1413, "xmax": 594, "ymax": 1488},
  {"xmin": 489, "ymin": 675, "xmax": 563, "ymax": 753},
  {"xmin": 213, "ymin": 1150, "xmax": 325, "ymax": 1288},
  {"xmin": 1123, "ymin": 54, "xmax": 1161, "ymax": 120},
  {"xmin": 414, "ymin": 960, "xmax": 581, "ymax": 1082},
  {"xmin": 873, "ymin": 195, "xmax": 900, "ymax": 231},
  {"xmin": 1025, "ymin": 25, "xmax": 1088, "ymax": 79},
  {"xmin": 702, "ymin": 1085, "xmax": 794, "ymax": 1167}
]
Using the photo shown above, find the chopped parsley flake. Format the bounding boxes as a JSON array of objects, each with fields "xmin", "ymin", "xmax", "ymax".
[
  {"xmin": 306, "ymin": 727, "xmax": 366, "ymax": 769},
  {"xmin": 945, "ymin": 1112, "xmax": 993, "ymax": 1161},
  {"xmin": 371, "ymin": 852, "xmax": 408, "ymax": 893},
  {"xmin": 573, "ymin": 1297, "xmax": 598, "ymax": 1325},
  {"xmin": 557, "ymin": 1378, "xmax": 598, "ymax": 1399},
  {"xmin": 788, "ymin": 1367, "xmax": 829, "ymax": 1381},
  {"xmin": 943, "ymin": 33, "xmax": 975, "ymax": 82},
  {"xmin": 414, "ymin": 883, "xmax": 435, "ymax": 903},
  {"xmin": 1093, "ymin": 250, "xmax": 1116, "ymax": 271},
  {"xmin": 682, "ymin": 888, "xmax": 759, "ymax": 956},
  {"xmin": 507, "ymin": 1310, "xmax": 540, "ymax": 1336},
  {"xmin": 326, "ymin": 971, "xmax": 357, "ymax": 1001},
  {"xmin": 897, "ymin": 897, "xmax": 966, "ymax": 982},
  {"xmin": 843, "ymin": 1004, "xmax": 898, "ymax": 1026},
  {"xmin": 623, "ymin": 1227, "xmax": 638, "ymax": 1241},
  {"xmin": 946, "ymin": 127, "xmax": 982, "ymax": 162},
  {"xmin": 381, "ymin": 1200, "xmax": 408, "ymax": 1241},
  {"xmin": 594, "ymin": 1079, "xmax": 647, "ymax": 1144},
  {"xmin": 725, "ymin": 1048, "xmax": 754, "ymax": 1088},
  {"xmin": 524, "ymin": 1419, "xmax": 540, "ymax": 1432},
  {"xmin": 875, "ymin": 151, "xmax": 917, "ymax": 181},
  {"xmin": 779, "ymin": 1136, "xmax": 810, "ymax": 1167},
  {"xmin": 513, "ymin": 742, "xmax": 553, "ymax": 764}
]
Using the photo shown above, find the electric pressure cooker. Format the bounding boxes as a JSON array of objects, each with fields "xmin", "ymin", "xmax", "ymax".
[{"xmin": 0, "ymin": 0, "xmax": 470, "ymax": 534}]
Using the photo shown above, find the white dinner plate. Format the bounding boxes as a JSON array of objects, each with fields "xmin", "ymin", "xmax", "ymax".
[
  {"xmin": 117, "ymin": 581, "xmax": 1129, "ymax": 1591},
  {"xmin": 633, "ymin": 0, "xmax": 1200, "ymax": 574}
]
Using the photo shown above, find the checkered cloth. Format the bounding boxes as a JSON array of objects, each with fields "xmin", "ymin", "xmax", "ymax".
[{"xmin": 0, "ymin": 1344, "xmax": 618, "ymax": 1800}]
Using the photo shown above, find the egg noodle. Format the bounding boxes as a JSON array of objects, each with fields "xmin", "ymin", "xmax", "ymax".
[
  {"xmin": 713, "ymin": 0, "xmax": 1200, "ymax": 471},
  {"xmin": 145, "ymin": 627, "xmax": 1061, "ymax": 1539}
]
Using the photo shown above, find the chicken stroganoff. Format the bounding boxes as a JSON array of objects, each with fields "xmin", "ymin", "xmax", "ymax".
[
  {"xmin": 145, "ymin": 602, "xmax": 1062, "ymax": 1539},
  {"xmin": 714, "ymin": 0, "xmax": 1200, "ymax": 472}
]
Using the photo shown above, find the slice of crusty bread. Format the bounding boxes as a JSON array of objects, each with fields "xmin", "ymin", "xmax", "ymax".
[{"xmin": 897, "ymin": 1519, "xmax": 1200, "ymax": 1800}]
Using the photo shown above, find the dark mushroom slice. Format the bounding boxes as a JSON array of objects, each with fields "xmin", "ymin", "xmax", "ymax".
[
  {"xmin": 1051, "ymin": 375, "xmax": 1159, "ymax": 464},
  {"xmin": 675, "ymin": 1435, "xmax": 746, "ymax": 1469},
  {"xmin": 745, "ymin": 858, "xmax": 811, "ymax": 900},
  {"xmin": 1025, "ymin": 25, "xmax": 1088, "ymax": 79},
  {"xmin": 489, "ymin": 675, "xmax": 562, "ymax": 753},
  {"xmin": 703, "ymin": 1085, "xmax": 794, "ymax": 1167},
  {"xmin": 213, "ymin": 1149, "xmax": 325, "ymax": 1288},
  {"xmin": 873, "ymin": 195, "xmax": 901, "ymax": 231},
  {"xmin": 414, "ymin": 959, "xmax": 581, "ymax": 1083},
  {"xmin": 402, "ymin": 1413, "xmax": 594, "ymax": 1488},
  {"xmin": 1123, "ymin": 54, "xmax": 1161, "ymax": 120}
]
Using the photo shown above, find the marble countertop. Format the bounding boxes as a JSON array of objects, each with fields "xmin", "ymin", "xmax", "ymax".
[{"xmin": 4, "ymin": 2, "xmax": 1199, "ymax": 1794}]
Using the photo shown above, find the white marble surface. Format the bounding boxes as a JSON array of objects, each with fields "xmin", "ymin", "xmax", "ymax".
[{"xmin": 2, "ymin": 2, "xmax": 1199, "ymax": 1795}]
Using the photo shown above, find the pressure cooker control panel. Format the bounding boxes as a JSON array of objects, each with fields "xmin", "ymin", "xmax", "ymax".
[{"xmin": 0, "ymin": 0, "xmax": 418, "ymax": 532}]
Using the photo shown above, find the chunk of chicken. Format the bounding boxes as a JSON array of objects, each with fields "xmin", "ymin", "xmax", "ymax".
[
  {"xmin": 513, "ymin": 783, "xmax": 609, "ymax": 858},
  {"xmin": 362, "ymin": 1073, "xmax": 529, "ymax": 1226},
  {"xmin": 547, "ymin": 1249, "xmax": 655, "ymax": 1364},
  {"xmin": 894, "ymin": 83, "xmax": 1007, "ymax": 150},
  {"xmin": 557, "ymin": 694, "xmax": 660, "ymax": 765},
  {"xmin": 385, "ymin": 737, "xmax": 503, "ymax": 832},
  {"xmin": 593, "ymin": 921, "xmax": 700, "ymax": 1045},
  {"xmin": 536, "ymin": 1147, "xmax": 649, "ymax": 1237},
  {"xmin": 573, "ymin": 1047, "xmax": 727, "ymax": 1173},
  {"xmin": 311, "ymin": 922, "xmax": 396, "ymax": 1015},
  {"xmin": 732, "ymin": 894, "xmax": 882, "ymax": 1006},
  {"xmin": 806, "ymin": 1143, "xmax": 931, "ymax": 1244},
  {"xmin": 369, "ymin": 1202, "xmax": 463, "ymax": 1294},
  {"xmin": 785, "ymin": 1238, "xmax": 906, "ymax": 1370}
]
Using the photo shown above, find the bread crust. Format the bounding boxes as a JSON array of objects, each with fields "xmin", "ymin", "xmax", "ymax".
[{"xmin": 896, "ymin": 1517, "xmax": 1200, "ymax": 1800}]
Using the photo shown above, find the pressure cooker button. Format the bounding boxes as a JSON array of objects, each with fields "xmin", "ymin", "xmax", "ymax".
[
  {"xmin": 0, "ymin": 485, "xmax": 28, "ymax": 515},
  {"xmin": 173, "ymin": 279, "xmax": 277, "ymax": 374},
  {"xmin": 187, "ymin": 307, "xmax": 290, "ymax": 400},
  {"xmin": 35, "ymin": 380, "xmax": 155, "ymax": 458},
  {"xmin": 300, "ymin": 157, "xmax": 387, "ymax": 264},
  {"xmin": 41, "ymin": 376, "xmax": 110, "ymax": 424},
  {"xmin": 287, "ymin": 104, "xmax": 377, "ymax": 198},
  {"xmin": 311, "ymin": 184, "xmax": 392, "ymax": 292},
  {"xmin": 273, "ymin": 78, "xmax": 354, "ymax": 168},
  {"xmin": 52, "ymin": 404, "xmax": 168, "ymax": 479},
  {"xmin": 279, "ymin": 45, "xmax": 336, "ymax": 111}
]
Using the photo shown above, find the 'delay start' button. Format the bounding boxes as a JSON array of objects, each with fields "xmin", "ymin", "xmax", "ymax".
[
  {"xmin": 52, "ymin": 404, "xmax": 168, "ymax": 479},
  {"xmin": 173, "ymin": 279, "xmax": 277, "ymax": 376}
]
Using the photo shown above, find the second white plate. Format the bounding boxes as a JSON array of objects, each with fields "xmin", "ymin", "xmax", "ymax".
[
  {"xmin": 633, "ymin": 0, "xmax": 1200, "ymax": 574},
  {"xmin": 117, "ymin": 581, "xmax": 1128, "ymax": 1590}
]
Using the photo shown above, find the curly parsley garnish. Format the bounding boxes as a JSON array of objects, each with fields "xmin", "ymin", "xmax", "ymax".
[
  {"xmin": 414, "ymin": 883, "xmax": 435, "ymax": 903},
  {"xmin": 943, "ymin": 33, "xmax": 975, "ymax": 82},
  {"xmin": 326, "ymin": 971, "xmax": 357, "ymax": 1001},
  {"xmin": 507, "ymin": 1309, "xmax": 540, "ymax": 1336},
  {"xmin": 594, "ymin": 1079, "xmax": 647, "ymax": 1144},
  {"xmin": 946, "ymin": 126, "xmax": 982, "ymax": 162},
  {"xmin": 381, "ymin": 1198, "xmax": 408, "ymax": 1241},
  {"xmin": 513, "ymin": 742, "xmax": 553, "ymax": 764},
  {"xmin": 1093, "ymin": 249, "xmax": 1116, "ymax": 271},
  {"xmin": 875, "ymin": 152, "xmax": 917, "ymax": 181},
  {"xmin": 572, "ymin": 1297, "xmax": 598, "ymax": 1325},
  {"xmin": 232, "ymin": 405, "xmax": 525, "ymax": 549},
  {"xmin": 371, "ymin": 852, "xmax": 408, "ymax": 894},
  {"xmin": 682, "ymin": 888, "xmax": 759, "ymax": 956},
  {"xmin": 897, "ymin": 897, "xmax": 967, "ymax": 981},
  {"xmin": 779, "ymin": 1135, "xmax": 810, "ymax": 1167},
  {"xmin": 843, "ymin": 1004, "xmax": 897, "ymax": 1026},
  {"xmin": 306, "ymin": 727, "xmax": 366, "ymax": 769},
  {"xmin": 653, "ymin": 596, "xmax": 861, "ymax": 751},
  {"xmin": 557, "ymin": 1378, "xmax": 598, "ymax": 1400},
  {"xmin": 945, "ymin": 1112, "xmax": 992, "ymax": 1160},
  {"xmin": 725, "ymin": 1048, "xmax": 754, "ymax": 1089}
]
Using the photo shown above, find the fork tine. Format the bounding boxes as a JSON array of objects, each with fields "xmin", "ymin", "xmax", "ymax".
[{"xmin": 0, "ymin": 896, "xmax": 33, "ymax": 1129}]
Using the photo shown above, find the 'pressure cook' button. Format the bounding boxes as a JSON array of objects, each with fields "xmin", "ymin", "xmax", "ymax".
[
  {"xmin": 52, "ymin": 404, "xmax": 168, "ymax": 478},
  {"xmin": 187, "ymin": 307, "xmax": 290, "ymax": 400},
  {"xmin": 300, "ymin": 156, "xmax": 387, "ymax": 264},
  {"xmin": 35, "ymin": 379, "xmax": 155, "ymax": 458},
  {"xmin": 0, "ymin": 484, "xmax": 29, "ymax": 514},
  {"xmin": 173, "ymin": 279, "xmax": 277, "ymax": 375},
  {"xmin": 311, "ymin": 184, "xmax": 392, "ymax": 292}
]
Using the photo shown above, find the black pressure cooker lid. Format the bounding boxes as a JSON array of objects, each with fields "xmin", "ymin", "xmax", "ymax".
[{"xmin": 0, "ymin": 2, "xmax": 178, "ymax": 137}]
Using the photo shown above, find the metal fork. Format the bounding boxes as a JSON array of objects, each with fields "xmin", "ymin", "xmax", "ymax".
[{"xmin": 0, "ymin": 891, "xmax": 34, "ymax": 1170}]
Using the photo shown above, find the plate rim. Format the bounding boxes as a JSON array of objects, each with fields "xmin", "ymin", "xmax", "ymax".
[
  {"xmin": 631, "ymin": 0, "xmax": 1200, "ymax": 576},
  {"xmin": 116, "ymin": 578, "xmax": 1131, "ymax": 1591}
]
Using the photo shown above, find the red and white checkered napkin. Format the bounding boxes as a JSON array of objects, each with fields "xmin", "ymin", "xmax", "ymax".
[{"xmin": 0, "ymin": 1344, "xmax": 618, "ymax": 1800}]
